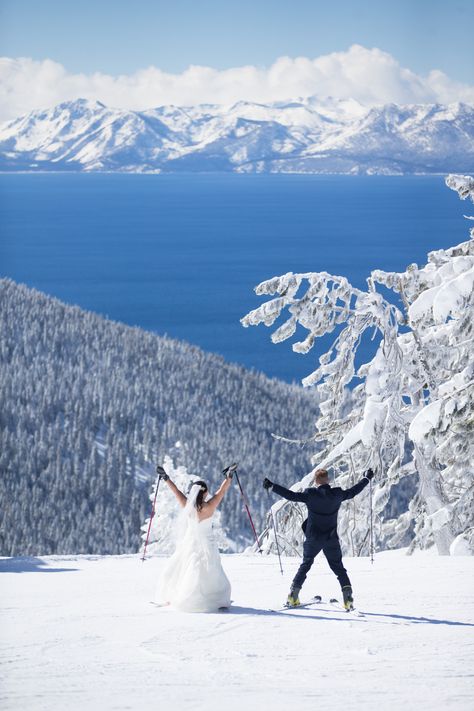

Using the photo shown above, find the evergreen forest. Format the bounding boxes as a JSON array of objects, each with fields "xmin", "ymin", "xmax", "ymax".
[{"xmin": 0, "ymin": 279, "xmax": 320, "ymax": 555}]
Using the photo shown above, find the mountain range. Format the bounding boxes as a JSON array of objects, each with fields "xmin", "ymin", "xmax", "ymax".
[{"xmin": 1, "ymin": 96, "xmax": 473, "ymax": 174}]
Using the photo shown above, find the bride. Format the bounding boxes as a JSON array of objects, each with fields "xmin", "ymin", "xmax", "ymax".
[{"xmin": 154, "ymin": 465, "xmax": 234, "ymax": 612}]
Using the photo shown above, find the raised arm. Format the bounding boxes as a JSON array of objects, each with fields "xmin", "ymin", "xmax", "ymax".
[
  {"xmin": 156, "ymin": 465, "xmax": 187, "ymax": 508},
  {"xmin": 341, "ymin": 469, "xmax": 374, "ymax": 501},
  {"xmin": 201, "ymin": 476, "xmax": 232, "ymax": 518},
  {"xmin": 264, "ymin": 478, "xmax": 309, "ymax": 504},
  {"xmin": 165, "ymin": 479, "xmax": 187, "ymax": 508}
]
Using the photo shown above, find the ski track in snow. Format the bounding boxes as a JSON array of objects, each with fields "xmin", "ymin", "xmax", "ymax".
[{"xmin": 1, "ymin": 551, "xmax": 473, "ymax": 711}]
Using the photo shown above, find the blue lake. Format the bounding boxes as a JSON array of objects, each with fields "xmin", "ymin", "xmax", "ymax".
[{"xmin": 0, "ymin": 173, "xmax": 468, "ymax": 383}]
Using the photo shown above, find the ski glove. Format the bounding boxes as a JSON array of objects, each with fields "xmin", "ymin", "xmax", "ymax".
[
  {"xmin": 222, "ymin": 463, "xmax": 238, "ymax": 479},
  {"xmin": 263, "ymin": 478, "xmax": 273, "ymax": 490},
  {"xmin": 156, "ymin": 465, "xmax": 169, "ymax": 481},
  {"xmin": 365, "ymin": 468, "xmax": 375, "ymax": 481}
]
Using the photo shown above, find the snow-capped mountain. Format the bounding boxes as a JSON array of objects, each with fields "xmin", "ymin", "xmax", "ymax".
[{"xmin": 1, "ymin": 97, "xmax": 473, "ymax": 174}]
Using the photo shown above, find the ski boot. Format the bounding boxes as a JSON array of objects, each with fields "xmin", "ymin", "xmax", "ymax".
[
  {"xmin": 285, "ymin": 588, "xmax": 301, "ymax": 607},
  {"xmin": 342, "ymin": 585, "xmax": 354, "ymax": 611}
]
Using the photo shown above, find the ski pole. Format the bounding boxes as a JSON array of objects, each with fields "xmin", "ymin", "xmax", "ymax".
[
  {"xmin": 268, "ymin": 491, "xmax": 284, "ymax": 575},
  {"xmin": 223, "ymin": 463, "xmax": 262, "ymax": 551},
  {"xmin": 141, "ymin": 468, "xmax": 162, "ymax": 562},
  {"xmin": 369, "ymin": 477, "xmax": 374, "ymax": 565}
]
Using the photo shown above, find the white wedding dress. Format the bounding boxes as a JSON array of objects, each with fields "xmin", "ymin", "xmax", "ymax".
[{"xmin": 155, "ymin": 487, "xmax": 231, "ymax": 612}]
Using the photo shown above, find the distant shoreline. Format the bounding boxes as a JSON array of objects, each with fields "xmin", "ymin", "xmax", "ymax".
[{"xmin": 0, "ymin": 170, "xmax": 450, "ymax": 176}]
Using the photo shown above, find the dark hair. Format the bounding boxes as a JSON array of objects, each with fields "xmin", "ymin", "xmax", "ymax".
[{"xmin": 192, "ymin": 480, "xmax": 208, "ymax": 511}]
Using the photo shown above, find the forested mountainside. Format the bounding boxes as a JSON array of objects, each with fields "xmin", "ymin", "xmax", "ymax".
[{"xmin": 0, "ymin": 279, "xmax": 320, "ymax": 555}]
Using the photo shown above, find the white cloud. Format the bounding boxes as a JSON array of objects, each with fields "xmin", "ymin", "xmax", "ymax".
[{"xmin": 1, "ymin": 45, "xmax": 473, "ymax": 123}]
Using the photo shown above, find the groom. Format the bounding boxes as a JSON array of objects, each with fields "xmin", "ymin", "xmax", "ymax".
[{"xmin": 263, "ymin": 467, "xmax": 374, "ymax": 609}]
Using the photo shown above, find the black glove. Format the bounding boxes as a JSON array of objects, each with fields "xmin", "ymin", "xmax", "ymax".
[
  {"xmin": 156, "ymin": 465, "xmax": 169, "ymax": 481},
  {"xmin": 263, "ymin": 477, "xmax": 273, "ymax": 490},
  {"xmin": 222, "ymin": 463, "xmax": 238, "ymax": 479},
  {"xmin": 365, "ymin": 468, "xmax": 374, "ymax": 481}
]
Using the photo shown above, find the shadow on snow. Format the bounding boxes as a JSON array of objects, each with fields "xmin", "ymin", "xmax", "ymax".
[
  {"xmin": 0, "ymin": 557, "xmax": 79, "ymax": 573},
  {"xmin": 225, "ymin": 605, "xmax": 474, "ymax": 627},
  {"xmin": 362, "ymin": 611, "xmax": 474, "ymax": 628}
]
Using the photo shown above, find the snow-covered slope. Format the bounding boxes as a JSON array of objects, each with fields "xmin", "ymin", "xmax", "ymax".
[
  {"xmin": 1, "ymin": 550, "xmax": 473, "ymax": 711},
  {"xmin": 1, "ymin": 97, "xmax": 473, "ymax": 174}
]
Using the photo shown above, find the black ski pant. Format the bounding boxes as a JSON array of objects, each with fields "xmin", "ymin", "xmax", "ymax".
[{"xmin": 291, "ymin": 535, "xmax": 351, "ymax": 592}]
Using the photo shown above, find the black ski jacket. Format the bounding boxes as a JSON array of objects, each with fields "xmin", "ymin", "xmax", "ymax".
[{"xmin": 271, "ymin": 479, "xmax": 369, "ymax": 539}]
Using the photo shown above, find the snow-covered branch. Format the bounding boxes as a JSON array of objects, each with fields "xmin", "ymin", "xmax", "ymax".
[{"xmin": 446, "ymin": 174, "xmax": 474, "ymax": 203}]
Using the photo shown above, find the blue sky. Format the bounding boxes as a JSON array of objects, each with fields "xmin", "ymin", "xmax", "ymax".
[
  {"xmin": 1, "ymin": 0, "xmax": 473, "ymax": 121},
  {"xmin": 1, "ymin": 0, "xmax": 473, "ymax": 82}
]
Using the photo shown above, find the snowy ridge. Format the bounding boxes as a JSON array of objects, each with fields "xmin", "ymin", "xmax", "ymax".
[{"xmin": 1, "ymin": 96, "xmax": 473, "ymax": 173}]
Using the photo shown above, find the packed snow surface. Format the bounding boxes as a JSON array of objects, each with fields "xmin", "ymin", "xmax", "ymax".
[{"xmin": 1, "ymin": 551, "xmax": 473, "ymax": 711}]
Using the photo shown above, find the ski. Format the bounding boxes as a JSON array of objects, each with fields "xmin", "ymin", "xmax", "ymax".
[
  {"xmin": 323, "ymin": 596, "xmax": 365, "ymax": 617},
  {"xmin": 270, "ymin": 595, "xmax": 364, "ymax": 617},
  {"xmin": 268, "ymin": 597, "xmax": 323, "ymax": 613}
]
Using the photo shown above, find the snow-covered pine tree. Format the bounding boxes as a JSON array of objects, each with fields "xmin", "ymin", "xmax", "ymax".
[
  {"xmin": 242, "ymin": 175, "xmax": 474, "ymax": 556},
  {"xmin": 140, "ymin": 455, "xmax": 233, "ymax": 556},
  {"xmin": 402, "ymin": 174, "xmax": 474, "ymax": 554},
  {"xmin": 242, "ymin": 267, "xmax": 410, "ymax": 557}
]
